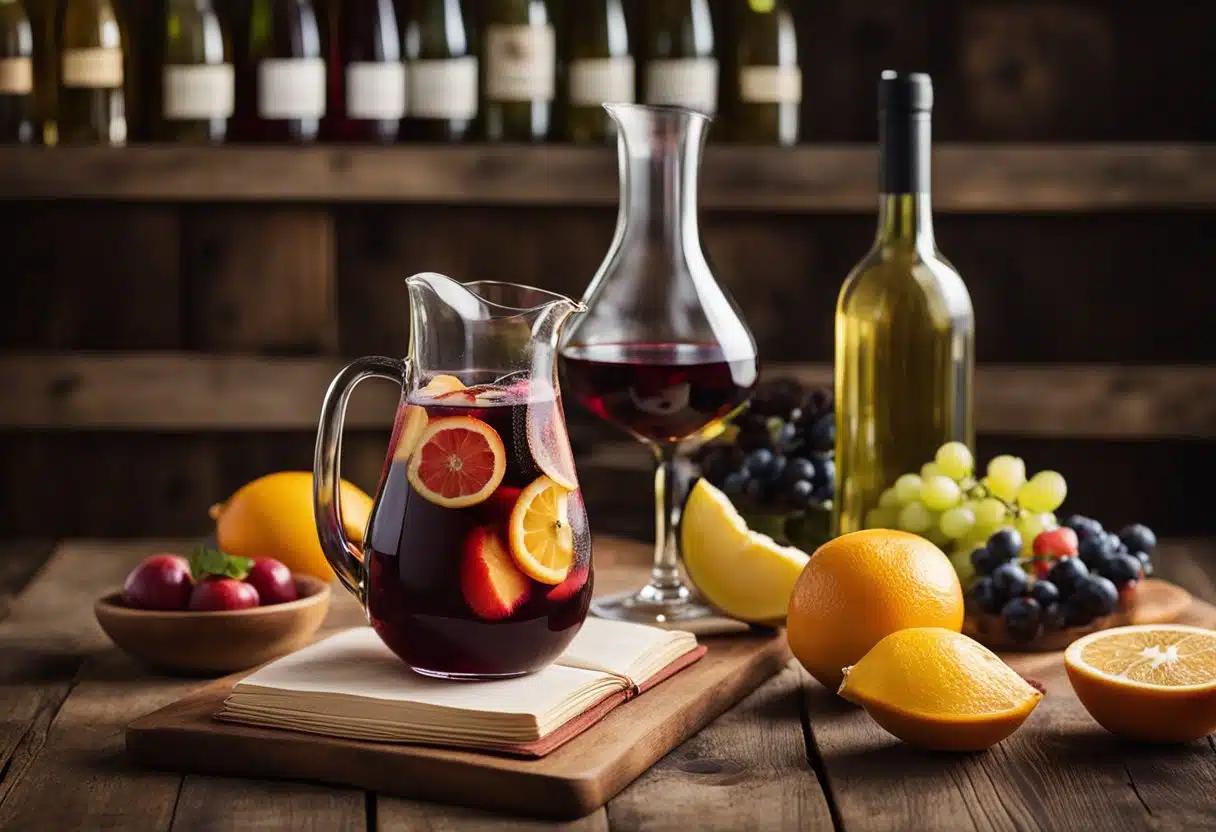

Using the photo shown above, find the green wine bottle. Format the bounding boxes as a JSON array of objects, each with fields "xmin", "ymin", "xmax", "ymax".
[
  {"xmin": 56, "ymin": 0, "xmax": 126, "ymax": 144},
  {"xmin": 0, "ymin": 0, "xmax": 36, "ymax": 142},
  {"xmin": 563, "ymin": 0, "xmax": 631, "ymax": 143},
  {"xmin": 731, "ymin": 0, "xmax": 799, "ymax": 145},
  {"xmin": 482, "ymin": 0, "xmax": 554, "ymax": 141},
  {"xmin": 157, "ymin": 0, "xmax": 231, "ymax": 142},
  {"xmin": 643, "ymin": 0, "xmax": 716, "ymax": 116},
  {"xmin": 402, "ymin": 0, "xmax": 476, "ymax": 141}
]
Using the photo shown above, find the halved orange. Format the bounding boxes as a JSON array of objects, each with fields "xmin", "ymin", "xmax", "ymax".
[
  {"xmin": 418, "ymin": 374, "xmax": 466, "ymax": 398},
  {"xmin": 406, "ymin": 416, "xmax": 506, "ymax": 508},
  {"xmin": 1064, "ymin": 624, "xmax": 1216, "ymax": 743},
  {"xmin": 391, "ymin": 405, "xmax": 429, "ymax": 462},
  {"xmin": 508, "ymin": 475, "xmax": 575, "ymax": 584},
  {"xmin": 526, "ymin": 397, "xmax": 579, "ymax": 490}
]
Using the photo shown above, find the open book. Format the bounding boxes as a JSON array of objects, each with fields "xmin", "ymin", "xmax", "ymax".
[{"xmin": 216, "ymin": 618, "xmax": 704, "ymax": 758}]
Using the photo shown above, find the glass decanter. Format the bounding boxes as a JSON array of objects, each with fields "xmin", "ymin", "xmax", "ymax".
[{"xmin": 560, "ymin": 103, "xmax": 759, "ymax": 625}]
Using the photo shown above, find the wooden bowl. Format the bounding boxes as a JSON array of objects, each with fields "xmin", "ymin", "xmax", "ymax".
[{"xmin": 95, "ymin": 576, "xmax": 332, "ymax": 676}]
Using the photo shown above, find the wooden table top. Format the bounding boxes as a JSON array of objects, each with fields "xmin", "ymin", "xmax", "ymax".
[{"xmin": 0, "ymin": 536, "xmax": 1213, "ymax": 831}]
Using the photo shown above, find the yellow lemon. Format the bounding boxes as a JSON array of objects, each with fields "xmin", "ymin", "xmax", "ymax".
[
  {"xmin": 839, "ymin": 627, "xmax": 1043, "ymax": 751},
  {"xmin": 211, "ymin": 471, "xmax": 373, "ymax": 582},
  {"xmin": 681, "ymin": 479, "xmax": 809, "ymax": 623}
]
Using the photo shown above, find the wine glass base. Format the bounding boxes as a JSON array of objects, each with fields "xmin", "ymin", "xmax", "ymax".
[{"xmin": 591, "ymin": 583, "xmax": 715, "ymax": 627}]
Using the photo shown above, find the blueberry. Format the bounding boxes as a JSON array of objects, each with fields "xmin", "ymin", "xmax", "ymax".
[
  {"xmin": 1042, "ymin": 603, "xmax": 1066, "ymax": 631},
  {"xmin": 1135, "ymin": 551, "xmax": 1154, "ymax": 576},
  {"xmin": 1119, "ymin": 524, "xmax": 1157, "ymax": 555},
  {"xmin": 1077, "ymin": 533, "xmax": 1117, "ymax": 566},
  {"xmin": 784, "ymin": 457, "xmax": 817, "ymax": 486},
  {"xmin": 970, "ymin": 546, "xmax": 1005, "ymax": 577},
  {"xmin": 1048, "ymin": 556, "xmax": 1090, "ymax": 596},
  {"xmin": 813, "ymin": 457, "xmax": 835, "ymax": 490},
  {"xmin": 743, "ymin": 448, "xmax": 775, "ymax": 478},
  {"xmin": 987, "ymin": 528, "xmax": 1023, "ymax": 562},
  {"xmin": 990, "ymin": 562, "xmax": 1029, "ymax": 599},
  {"xmin": 776, "ymin": 421, "xmax": 798, "ymax": 446},
  {"xmin": 1074, "ymin": 575, "xmax": 1119, "ymax": 617},
  {"xmin": 1001, "ymin": 597, "xmax": 1043, "ymax": 644},
  {"xmin": 789, "ymin": 479, "xmax": 814, "ymax": 506},
  {"xmin": 807, "ymin": 412, "xmax": 835, "ymax": 452},
  {"xmin": 1099, "ymin": 552, "xmax": 1143, "ymax": 586},
  {"xmin": 1105, "ymin": 531, "xmax": 1129, "ymax": 555},
  {"xmin": 765, "ymin": 455, "xmax": 788, "ymax": 484},
  {"xmin": 1062, "ymin": 597, "xmax": 1094, "ymax": 628},
  {"xmin": 969, "ymin": 577, "xmax": 1004, "ymax": 615},
  {"xmin": 1030, "ymin": 579, "xmax": 1061, "ymax": 607},
  {"xmin": 722, "ymin": 471, "xmax": 748, "ymax": 496},
  {"xmin": 1063, "ymin": 515, "xmax": 1103, "ymax": 541}
]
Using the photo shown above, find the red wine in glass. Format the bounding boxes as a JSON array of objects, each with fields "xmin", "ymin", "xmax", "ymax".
[{"xmin": 561, "ymin": 342, "xmax": 757, "ymax": 444}]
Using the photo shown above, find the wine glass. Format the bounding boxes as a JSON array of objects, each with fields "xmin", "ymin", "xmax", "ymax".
[{"xmin": 559, "ymin": 104, "xmax": 759, "ymax": 626}]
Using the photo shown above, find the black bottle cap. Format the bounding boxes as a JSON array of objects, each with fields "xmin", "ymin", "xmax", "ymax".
[{"xmin": 879, "ymin": 71, "xmax": 933, "ymax": 114}]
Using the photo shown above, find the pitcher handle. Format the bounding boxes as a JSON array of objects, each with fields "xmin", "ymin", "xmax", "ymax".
[{"xmin": 313, "ymin": 356, "xmax": 409, "ymax": 601}]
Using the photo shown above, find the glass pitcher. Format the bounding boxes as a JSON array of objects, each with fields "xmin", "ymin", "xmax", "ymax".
[{"xmin": 314, "ymin": 273, "xmax": 590, "ymax": 679}]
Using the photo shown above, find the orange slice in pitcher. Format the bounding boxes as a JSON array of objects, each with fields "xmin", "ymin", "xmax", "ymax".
[
  {"xmin": 526, "ymin": 397, "xmax": 579, "ymax": 490},
  {"xmin": 391, "ymin": 405, "xmax": 429, "ymax": 462},
  {"xmin": 418, "ymin": 374, "xmax": 466, "ymax": 398},
  {"xmin": 508, "ymin": 475, "xmax": 575, "ymax": 585},
  {"xmin": 406, "ymin": 416, "xmax": 506, "ymax": 508}
]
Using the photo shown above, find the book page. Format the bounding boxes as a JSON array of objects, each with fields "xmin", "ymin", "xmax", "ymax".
[{"xmin": 557, "ymin": 617, "xmax": 696, "ymax": 683}]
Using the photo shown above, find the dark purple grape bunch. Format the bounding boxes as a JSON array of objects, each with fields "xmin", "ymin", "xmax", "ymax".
[
  {"xmin": 694, "ymin": 378, "xmax": 835, "ymax": 515},
  {"xmin": 966, "ymin": 517, "xmax": 1157, "ymax": 644}
]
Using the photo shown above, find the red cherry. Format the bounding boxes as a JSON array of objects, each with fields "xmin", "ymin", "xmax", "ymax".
[
  {"xmin": 122, "ymin": 554, "xmax": 193, "ymax": 610},
  {"xmin": 1033, "ymin": 527, "xmax": 1079, "ymax": 558},
  {"xmin": 245, "ymin": 558, "xmax": 299, "ymax": 606},
  {"xmin": 189, "ymin": 577, "xmax": 260, "ymax": 611}
]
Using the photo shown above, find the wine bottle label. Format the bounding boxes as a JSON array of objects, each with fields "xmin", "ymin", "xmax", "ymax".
[
  {"xmin": 407, "ymin": 56, "xmax": 478, "ymax": 120},
  {"xmin": 485, "ymin": 24, "xmax": 555, "ymax": 102},
  {"xmin": 163, "ymin": 64, "xmax": 234, "ymax": 120},
  {"xmin": 258, "ymin": 58, "xmax": 326, "ymax": 119},
  {"xmin": 645, "ymin": 59, "xmax": 718, "ymax": 114},
  {"xmin": 740, "ymin": 66, "xmax": 802, "ymax": 104},
  {"xmin": 0, "ymin": 57, "xmax": 32, "ymax": 95},
  {"xmin": 346, "ymin": 62, "xmax": 406, "ymax": 120},
  {"xmin": 569, "ymin": 57, "xmax": 635, "ymax": 107},
  {"xmin": 62, "ymin": 47, "xmax": 123, "ymax": 89}
]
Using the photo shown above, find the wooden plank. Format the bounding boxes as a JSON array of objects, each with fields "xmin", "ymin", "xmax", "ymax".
[
  {"xmin": 3, "ymin": 353, "xmax": 1212, "ymax": 439},
  {"xmin": 605, "ymin": 661, "xmax": 833, "ymax": 832},
  {"xmin": 170, "ymin": 779, "xmax": 366, "ymax": 832},
  {"xmin": 0, "ymin": 145, "xmax": 1213, "ymax": 211},
  {"xmin": 0, "ymin": 540, "xmax": 54, "ymax": 623},
  {"xmin": 376, "ymin": 800, "xmax": 607, "ymax": 832}
]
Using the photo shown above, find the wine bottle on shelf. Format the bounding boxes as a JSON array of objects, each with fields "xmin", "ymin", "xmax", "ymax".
[
  {"xmin": 233, "ymin": 0, "xmax": 325, "ymax": 142},
  {"xmin": 0, "ymin": 0, "xmax": 36, "ymax": 143},
  {"xmin": 481, "ymin": 0, "xmax": 554, "ymax": 142},
  {"xmin": 26, "ymin": 0, "xmax": 55, "ymax": 143},
  {"xmin": 730, "ymin": 0, "xmax": 799, "ymax": 145},
  {"xmin": 563, "ymin": 0, "xmax": 631, "ymax": 143},
  {"xmin": 642, "ymin": 0, "xmax": 717, "ymax": 116},
  {"xmin": 834, "ymin": 72, "xmax": 975, "ymax": 537},
  {"xmin": 401, "ymin": 0, "xmax": 476, "ymax": 142},
  {"xmin": 156, "ymin": 0, "xmax": 232, "ymax": 142},
  {"xmin": 325, "ymin": 0, "xmax": 402, "ymax": 142},
  {"xmin": 56, "ymin": 0, "xmax": 126, "ymax": 144}
]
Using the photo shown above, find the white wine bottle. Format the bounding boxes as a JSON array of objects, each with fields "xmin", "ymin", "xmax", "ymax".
[
  {"xmin": 157, "ymin": 0, "xmax": 231, "ymax": 142},
  {"xmin": 482, "ymin": 0, "xmax": 554, "ymax": 141},
  {"xmin": 401, "ymin": 0, "xmax": 476, "ymax": 141},
  {"xmin": 834, "ymin": 72, "xmax": 975, "ymax": 536},
  {"xmin": 643, "ymin": 0, "xmax": 716, "ymax": 116},
  {"xmin": 730, "ymin": 0, "xmax": 799, "ymax": 145},
  {"xmin": 563, "ymin": 0, "xmax": 631, "ymax": 143},
  {"xmin": 0, "ymin": 0, "xmax": 36, "ymax": 142},
  {"xmin": 56, "ymin": 0, "xmax": 126, "ymax": 144}
]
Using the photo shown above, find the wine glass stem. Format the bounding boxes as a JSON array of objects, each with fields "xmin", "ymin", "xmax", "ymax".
[{"xmin": 650, "ymin": 443, "xmax": 685, "ymax": 591}]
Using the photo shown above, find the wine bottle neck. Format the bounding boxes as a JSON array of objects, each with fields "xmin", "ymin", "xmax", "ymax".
[
  {"xmin": 876, "ymin": 110, "xmax": 934, "ymax": 251},
  {"xmin": 875, "ymin": 193, "xmax": 935, "ymax": 251}
]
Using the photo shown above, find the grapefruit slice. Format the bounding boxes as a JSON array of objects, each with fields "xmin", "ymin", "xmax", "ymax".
[
  {"xmin": 406, "ymin": 416, "xmax": 506, "ymax": 508},
  {"xmin": 508, "ymin": 475, "xmax": 575, "ymax": 585},
  {"xmin": 391, "ymin": 405, "xmax": 429, "ymax": 462},
  {"xmin": 526, "ymin": 396, "xmax": 579, "ymax": 490}
]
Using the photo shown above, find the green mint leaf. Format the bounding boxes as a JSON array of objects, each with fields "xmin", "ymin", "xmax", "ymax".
[
  {"xmin": 188, "ymin": 546, "xmax": 251, "ymax": 581},
  {"xmin": 223, "ymin": 555, "xmax": 254, "ymax": 580}
]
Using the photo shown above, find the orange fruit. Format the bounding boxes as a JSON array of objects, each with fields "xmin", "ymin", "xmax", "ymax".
[
  {"xmin": 418, "ymin": 374, "xmax": 466, "ymax": 397},
  {"xmin": 839, "ymin": 627, "xmax": 1042, "ymax": 751},
  {"xmin": 787, "ymin": 529, "xmax": 964, "ymax": 691},
  {"xmin": 508, "ymin": 475, "xmax": 575, "ymax": 585},
  {"xmin": 211, "ymin": 471, "xmax": 372, "ymax": 582},
  {"xmin": 526, "ymin": 396, "xmax": 579, "ymax": 490},
  {"xmin": 406, "ymin": 416, "xmax": 506, "ymax": 508},
  {"xmin": 391, "ymin": 405, "xmax": 429, "ymax": 462},
  {"xmin": 1065, "ymin": 624, "xmax": 1216, "ymax": 743}
]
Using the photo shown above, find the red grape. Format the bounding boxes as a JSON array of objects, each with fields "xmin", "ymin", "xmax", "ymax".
[
  {"xmin": 189, "ymin": 578, "xmax": 260, "ymax": 611},
  {"xmin": 245, "ymin": 558, "xmax": 298, "ymax": 606},
  {"xmin": 122, "ymin": 554, "xmax": 193, "ymax": 610}
]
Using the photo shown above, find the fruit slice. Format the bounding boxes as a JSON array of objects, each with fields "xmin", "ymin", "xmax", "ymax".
[
  {"xmin": 839, "ymin": 627, "xmax": 1043, "ymax": 751},
  {"xmin": 406, "ymin": 416, "xmax": 506, "ymax": 508},
  {"xmin": 418, "ymin": 374, "xmax": 466, "ymax": 398},
  {"xmin": 509, "ymin": 475, "xmax": 575, "ymax": 584},
  {"xmin": 1064, "ymin": 624, "xmax": 1216, "ymax": 742},
  {"xmin": 461, "ymin": 526, "xmax": 531, "ymax": 620},
  {"xmin": 526, "ymin": 396, "xmax": 579, "ymax": 490},
  {"xmin": 436, "ymin": 383, "xmax": 512, "ymax": 406},
  {"xmin": 681, "ymin": 479, "xmax": 809, "ymax": 623},
  {"xmin": 391, "ymin": 405, "xmax": 429, "ymax": 462}
]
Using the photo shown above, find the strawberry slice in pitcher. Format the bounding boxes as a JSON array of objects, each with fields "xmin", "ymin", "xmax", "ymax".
[{"xmin": 406, "ymin": 416, "xmax": 506, "ymax": 508}]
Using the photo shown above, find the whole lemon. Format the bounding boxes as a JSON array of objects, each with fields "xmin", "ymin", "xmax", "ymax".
[
  {"xmin": 787, "ymin": 529, "xmax": 964, "ymax": 691},
  {"xmin": 211, "ymin": 471, "xmax": 373, "ymax": 582}
]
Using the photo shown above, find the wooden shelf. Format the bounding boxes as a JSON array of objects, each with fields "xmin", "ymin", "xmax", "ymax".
[
  {"xmin": 1, "ymin": 144, "xmax": 1213, "ymax": 211},
  {"xmin": 1, "ymin": 353, "xmax": 1213, "ymax": 440}
]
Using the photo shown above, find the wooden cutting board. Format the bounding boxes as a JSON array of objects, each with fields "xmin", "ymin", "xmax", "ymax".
[{"xmin": 126, "ymin": 629, "xmax": 790, "ymax": 820}]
